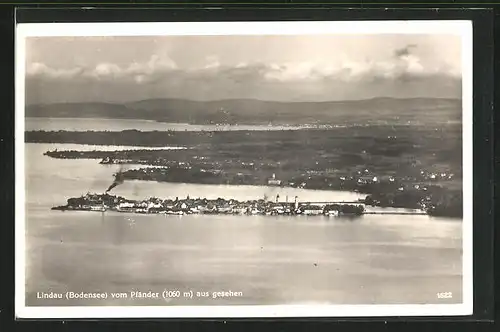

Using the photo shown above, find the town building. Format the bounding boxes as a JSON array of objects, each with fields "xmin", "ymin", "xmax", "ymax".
[{"xmin": 267, "ymin": 173, "xmax": 282, "ymax": 186}]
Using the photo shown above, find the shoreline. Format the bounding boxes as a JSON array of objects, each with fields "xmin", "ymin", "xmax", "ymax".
[
  {"xmin": 40, "ymin": 156, "xmax": 462, "ymax": 219},
  {"xmin": 27, "ymin": 125, "xmax": 463, "ymax": 219}
]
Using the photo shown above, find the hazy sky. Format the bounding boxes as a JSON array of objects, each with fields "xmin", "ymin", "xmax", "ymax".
[{"xmin": 25, "ymin": 34, "xmax": 463, "ymax": 104}]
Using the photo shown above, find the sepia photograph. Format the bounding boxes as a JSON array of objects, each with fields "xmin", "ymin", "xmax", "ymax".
[{"xmin": 15, "ymin": 21, "xmax": 472, "ymax": 318}]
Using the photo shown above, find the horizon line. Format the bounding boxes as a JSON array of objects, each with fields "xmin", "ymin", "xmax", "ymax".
[{"xmin": 27, "ymin": 96, "xmax": 462, "ymax": 107}]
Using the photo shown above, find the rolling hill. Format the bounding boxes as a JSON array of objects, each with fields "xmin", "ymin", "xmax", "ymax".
[{"xmin": 25, "ymin": 97, "xmax": 462, "ymax": 126}]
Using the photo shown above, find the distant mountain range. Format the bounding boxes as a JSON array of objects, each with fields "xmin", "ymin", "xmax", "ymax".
[{"xmin": 25, "ymin": 97, "xmax": 462, "ymax": 126}]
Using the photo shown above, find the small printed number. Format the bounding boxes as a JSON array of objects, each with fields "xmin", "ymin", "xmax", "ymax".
[{"xmin": 437, "ymin": 292, "xmax": 452, "ymax": 299}]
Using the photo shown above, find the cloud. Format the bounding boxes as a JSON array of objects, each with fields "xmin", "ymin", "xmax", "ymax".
[
  {"xmin": 203, "ymin": 55, "xmax": 221, "ymax": 69},
  {"xmin": 26, "ymin": 45, "xmax": 459, "ymax": 85},
  {"xmin": 260, "ymin": 52, "xmax": 457, "ymax": 83},
  {"xmin": 27, "ymin": 54, "xmax": 178, "ymax": 84},
  {"xmin": 25, "ymin": 46, "xmax": 461, "ymax": 103},
  {"xmin": 26, "ymin": 62, "xmax": 84, "ymax": 79},
  {"xmin": 394, "ymin": 44, "xmax": 417, "ymax": 58}
]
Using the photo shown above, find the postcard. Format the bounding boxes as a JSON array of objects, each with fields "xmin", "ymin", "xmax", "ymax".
[{"xmin": 15, "ymin": 20, "xmax": 472, "ymax": 318}]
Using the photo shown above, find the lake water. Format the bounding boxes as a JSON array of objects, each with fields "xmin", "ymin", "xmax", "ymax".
[
  {"xmin": 25, "ymin": 117, "xmax": 325, "ymax": 132},
  {"xmin": 23, "ymin": 143, "xmax": 463, "ymax": 307},
  {"xmin": 38, "ymin": 143, "xmax": 188, "ymax": 151}
]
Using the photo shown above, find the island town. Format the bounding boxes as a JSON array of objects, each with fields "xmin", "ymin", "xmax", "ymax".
[{"xmin": 52, "ymin": 192, "xmax": 368, "ymax": 217}]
